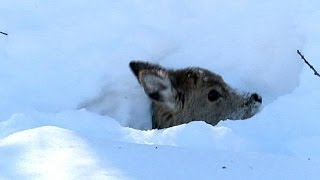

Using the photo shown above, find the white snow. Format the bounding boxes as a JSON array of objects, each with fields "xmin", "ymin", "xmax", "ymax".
[{"xmin": 1, "ymin": 0, "xmax": 320, "ymax": 179}]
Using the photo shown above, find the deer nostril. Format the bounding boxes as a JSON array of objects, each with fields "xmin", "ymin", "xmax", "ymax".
[{"xmin": 251, "ymin": 93, "xmax": 262, "ymax": 103}]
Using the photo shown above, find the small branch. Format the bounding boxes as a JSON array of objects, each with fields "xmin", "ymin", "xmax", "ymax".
[
  {"xmin": 297, "ymin": 50, "xmax": 320, "ymax": 78},
  {"xmin": 0, "ymin": 31, "xmax": 8, "ymax": 36}
]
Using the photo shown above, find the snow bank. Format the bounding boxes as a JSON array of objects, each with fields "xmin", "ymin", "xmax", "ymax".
[
  {"xmin": 1, "ymin": 0, "xmax": 320, "ymax": 179},
  {"xmin": 0, "ymin": 126, "xmax": 114, "ymax": 179},
  {"xmin": 0, "ymin": 0, "xmax": 304, "ymax": 122},
  {"xmin": 1, "ymin": 111, "xmax": 320, "ymax": 179}
]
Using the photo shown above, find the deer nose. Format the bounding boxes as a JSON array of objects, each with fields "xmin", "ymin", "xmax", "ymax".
[{"xmin": 251, "ymin": 93, "xmax": 262, "ymax": 103}]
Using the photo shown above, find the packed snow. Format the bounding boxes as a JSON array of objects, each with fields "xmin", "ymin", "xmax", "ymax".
[{"xmin": 1, "ymin": 0, "xmax": 320, "ymax": 179}]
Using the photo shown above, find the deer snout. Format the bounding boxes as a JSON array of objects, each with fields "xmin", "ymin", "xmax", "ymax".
[{"xmin": 250, "ymin": 93, "xmax": 262, "ymax": 103}]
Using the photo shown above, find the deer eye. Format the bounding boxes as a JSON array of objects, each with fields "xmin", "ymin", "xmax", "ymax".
[{"xmin": 208, "ymin": 89, "xmax": 221, "ymax": 102}]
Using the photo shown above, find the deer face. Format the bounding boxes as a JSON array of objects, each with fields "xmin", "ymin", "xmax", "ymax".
[{"xmin": 130, "ymin": 61, "xmax": 262, "ymax": 129}]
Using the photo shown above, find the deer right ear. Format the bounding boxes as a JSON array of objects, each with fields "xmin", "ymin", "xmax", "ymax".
[
  {"xmin": 129, "ymin": 61, "xmax": 163, "ymax": 80},
  {"xmin": 129, "ymin": 61, "xmax": 177, "ymax": 110}
]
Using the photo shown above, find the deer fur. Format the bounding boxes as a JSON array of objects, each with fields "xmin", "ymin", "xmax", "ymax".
[{"xmin": 130, "ymin": 61, "xmax": 262, "ymax": 129}]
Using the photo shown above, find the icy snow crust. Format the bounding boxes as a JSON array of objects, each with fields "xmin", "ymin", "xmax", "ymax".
[{"xmin": 1, "ymin": 0, "xmax": 320, "ymax": 179}]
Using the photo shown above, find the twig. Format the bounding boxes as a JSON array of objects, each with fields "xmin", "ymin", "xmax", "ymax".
[
  {"xmin": 0, "ymin": 31, "xmax": 8, "ymax": 36},
  {"xmin": 297, "ymin": 50, "xmax": 320, "ymax": 78}
]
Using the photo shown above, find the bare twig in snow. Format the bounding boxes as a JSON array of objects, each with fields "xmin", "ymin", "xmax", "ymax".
[
  {"xmin": 0, "ymin": 31, "xmax": 8, "ymax": 36},
  {"xmin": 297, "ymin": 50, "xmax": 320, "ymax": 78}
]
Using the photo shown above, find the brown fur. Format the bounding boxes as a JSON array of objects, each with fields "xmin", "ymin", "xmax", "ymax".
[{"xmin": 130, "ymin": 61, "xmax": 262, "ymax": 129}]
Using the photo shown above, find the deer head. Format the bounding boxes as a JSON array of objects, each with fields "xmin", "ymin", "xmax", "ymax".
[{"xmin": 130, "ymin": 61, "xmax": 262, "ymax": 129}]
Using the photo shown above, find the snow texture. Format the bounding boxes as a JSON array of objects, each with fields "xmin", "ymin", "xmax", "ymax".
[{"xmin": 1, "ymin": 0, "xmax": 320, "ymax": 179}]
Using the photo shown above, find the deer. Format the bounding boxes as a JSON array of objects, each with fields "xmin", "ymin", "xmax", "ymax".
[{"xmin": 129, "ymin": 61, "xmax": 262, "ymax": 129}]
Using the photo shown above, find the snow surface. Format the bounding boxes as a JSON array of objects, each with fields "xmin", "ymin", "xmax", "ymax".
[{"xmin": 1, "ymin": 0, "xmax": 320, "ymax": 179}]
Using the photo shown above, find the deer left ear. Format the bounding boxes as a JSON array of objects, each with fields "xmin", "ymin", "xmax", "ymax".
[{"xmin": 129, "ymin": 61, "xmax": 177, "ymax": 110}]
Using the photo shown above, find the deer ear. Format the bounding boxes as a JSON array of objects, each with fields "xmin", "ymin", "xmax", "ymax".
[
  {"xmin": 129, "ymin": 61, "xmax": 163, "ymax": 80},
  {"xmin": 129, "ymin": 61, "xmax": 177, "ymax": 110}
]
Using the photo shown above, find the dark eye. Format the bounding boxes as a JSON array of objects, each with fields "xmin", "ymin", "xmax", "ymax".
[{"xmin": 208, "ymin": 89, "xmax": 221, "ymax": 102}]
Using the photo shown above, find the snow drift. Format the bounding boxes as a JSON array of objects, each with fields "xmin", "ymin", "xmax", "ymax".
[{"xmin": 1, "ymin": 0, "xmax": 320, "ymax": 179}]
